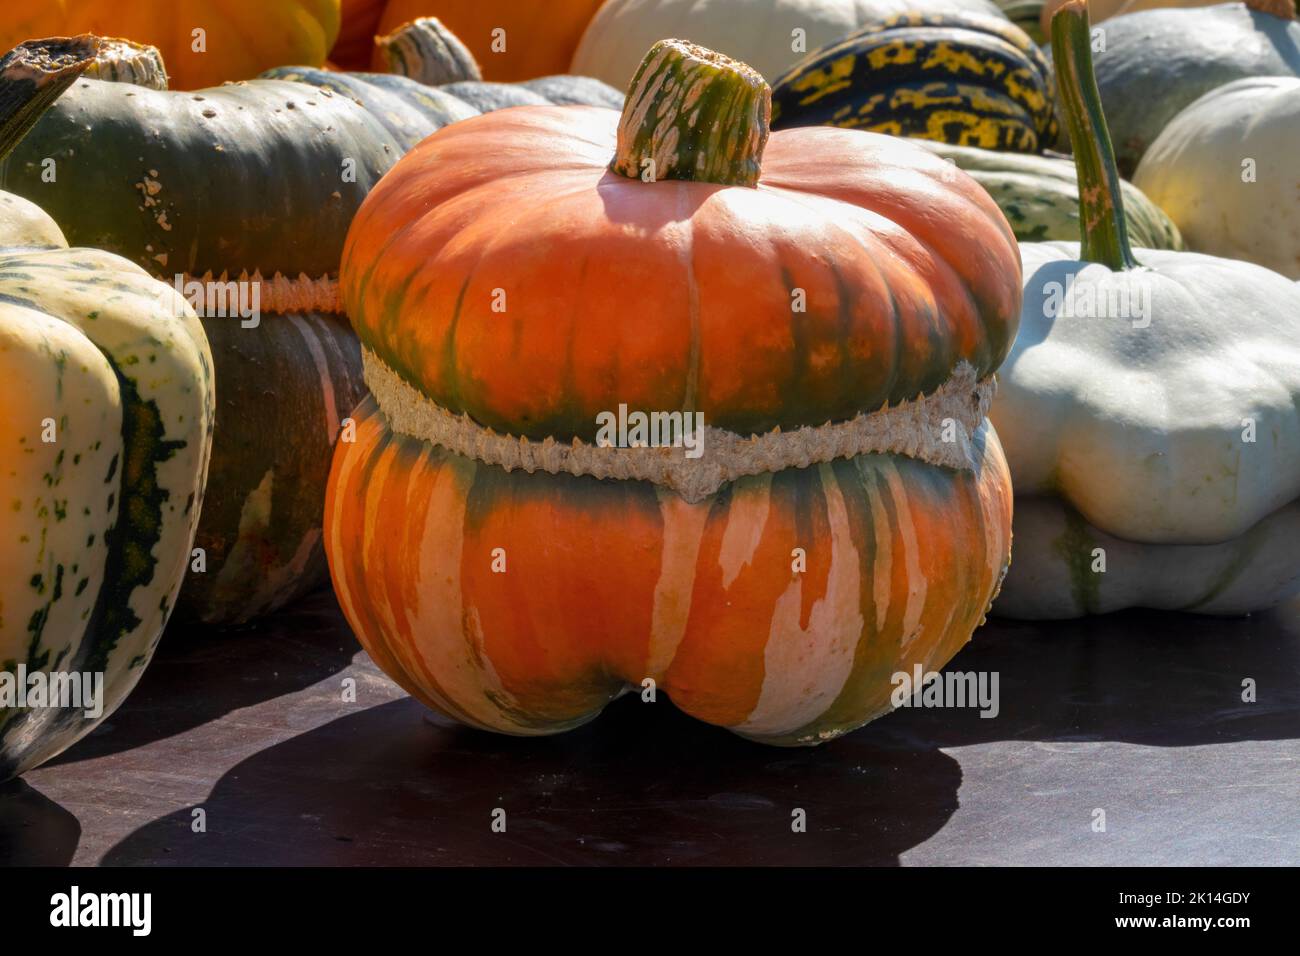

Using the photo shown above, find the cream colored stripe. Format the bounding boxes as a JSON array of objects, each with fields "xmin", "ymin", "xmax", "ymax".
[
  {"xmin": 286, "ymin": 313, "xmax": 341, "ymax": 443},
  {"xmin": 882, "ymin": 460, "xmax": 928, "ymax": 655},
  {"xmin": 646, "ymin": 488, "xmax": 711, "ymax": 679},
  {"xmin": 735, "ymin": 463, "xmax": 864, "ymax": 738},
  {"xmin": 718, "ymin": 473, "xmax": 772, "ymax": 589},
  {"xmin": 323, "ymin": 415, "xmax": 368, "ymax": 637},
  {"xmin": 406, "ymin": 457, "xmax": 541, "ymax": 733},
  {"xmin": 864, "ymin": 465, "xmax": 894, "ymax": 634}
]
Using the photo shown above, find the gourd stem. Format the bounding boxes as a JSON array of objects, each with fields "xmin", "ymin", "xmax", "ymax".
[
  {"xmin": 0, "ymin": 36, "xmax": 100, "ymax": 164},
  {"xmin": 1051, "ymin": 2, "xmax": 1137, "ymax": 270},
  {"xmin": 1244, "ymin": 0, "xmax": 1295, "ymax": 19},
  {"xmin": 377, "ymin": 17, "xmax": 482, "ymax": 84},
  {"xmin": 610, "ymin": 39, "xmax": 770, "ymax": 187}
]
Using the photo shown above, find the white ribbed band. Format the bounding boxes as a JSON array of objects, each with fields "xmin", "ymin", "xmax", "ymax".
[{"xmin": 364, "ymin": 347, "xmax": 995, "ymax": 503}]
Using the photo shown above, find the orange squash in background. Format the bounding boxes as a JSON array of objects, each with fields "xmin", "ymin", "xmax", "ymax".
[
  {"xmin": 371, "ymin": 0, "xmax": 606, "ymax": 80},
  {"xmin": 332, "ymin": 0, "xmax": 388, "ymax": 69},
  {"xmin": 0, "ymin": 0, "xmax": 340, "ymax": 89},
  {"xmin": 327, "ymin": 40, "xmax": 1019, "ymax": 745}
]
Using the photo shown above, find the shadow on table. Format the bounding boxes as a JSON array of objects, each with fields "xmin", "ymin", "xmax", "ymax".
[
  {"xmin": 0, "ymin": 779, "xmax": 80, "ymax": 866},
  {"xmin": 100, "ymin": 606, "xmax": 1299, "ymax": 866},
  {"xmin": 47, "ymin": 589, "xmax": 358, "ymax": 768}
]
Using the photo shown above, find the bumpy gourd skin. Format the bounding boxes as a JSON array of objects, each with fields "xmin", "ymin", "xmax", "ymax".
[
  {"xmin": 0, "ymin": 208, "xmax": 214, "ymax": 779},
  {"xmin": 326, "ymin": 399, "xmax": 1013, "ymax": 746}
]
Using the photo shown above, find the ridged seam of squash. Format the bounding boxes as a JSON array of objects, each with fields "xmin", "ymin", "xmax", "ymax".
[
  {"xmin": 363, "ymin": 347, "xmax": 995, "ymax": 504},
  {"xmin": 174, "ymin": 270, "xmax": 340, "ymax": 316},
  {"xmin": 83, "ymin": 38, "xmax": 168, "ymax": 90}
]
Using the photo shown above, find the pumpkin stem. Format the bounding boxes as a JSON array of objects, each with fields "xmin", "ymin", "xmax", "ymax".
[
  {"xmin": 0, "ymin": 35, "xmax": 101, "ymax": 164},
  {"xmin": 377, "ymin": 17, "xmax": 483, "ymax": 85},
  {"xmin": 84, "ymin": 37, "xmax": 169, "ymax": 90},
  {"xmin": 1051, "ymin": 2, "xmax": 1137, "ymax": 270},
  {"xmin": 610, "ymin": 39, "xmax": 770, "ymax": 188},
  {"xmin": 1244, "ymin": 0, "xmax": 1295, "ymax": 19}
]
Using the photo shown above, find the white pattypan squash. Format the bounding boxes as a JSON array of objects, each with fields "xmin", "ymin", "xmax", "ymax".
[
  {"xmin": 991, "ymin": 3, "xmax": 1300, "ymax": 617},
  {"xmin": 1134, "ymin": 76, "xmax": 1300, "ymax": 279}
]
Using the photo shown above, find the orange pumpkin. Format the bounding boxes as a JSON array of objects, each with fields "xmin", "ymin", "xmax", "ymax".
[
  {"xmin": 371, "ymin": 0, "xmax": 606, "ymax": 80},
  {"xmin": 0, "ymin": 0, "xmax": 340, "ymax": 89},
  {"xmin": 327, "ymin": 40, "xmax": 1019, "ymax": 745},
  {"xmin": 333, "ymin": 0, "xmax": 388, "ymax": 69}
]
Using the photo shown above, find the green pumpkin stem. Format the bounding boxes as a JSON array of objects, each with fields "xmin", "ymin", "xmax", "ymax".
[
  {"xmin": 611, "ymin": 39, "xmax": 770, "ymax": 188},
  {"xmin": 378, "ymin": 17, "xmax": 483, "ymax": 85},
  {"xmin": 1051, "ymin": 2, "xmax": 1137, "ymax": 270},
  {"xmin": 84, "ymin": 37, "xmax": 169, "ymax": 90},
  {"xmin": 0, "ymin": 35, "xmax": 101, "ymax": 164}
]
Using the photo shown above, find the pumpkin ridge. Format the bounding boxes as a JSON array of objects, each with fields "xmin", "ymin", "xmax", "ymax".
[
  {"xmin": 176, "ymin": 270, "xmax": 340, "ymax": 315},
  {"xmin": 362, "ymin": 346, "xmax": 995, "ymax": 504}
]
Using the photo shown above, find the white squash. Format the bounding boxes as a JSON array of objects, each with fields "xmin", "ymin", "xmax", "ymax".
[
  {"xmin": 1134, "ymin": 76, "xmax": 1300, "ymax": 280},
  {"xmin": 1039, "ymin": 0, "xmax": 1222, "ymax": 34},
  {"xmin": 991, "ymin": 2, "xmax": 1300, "ymax": 617},
  {"xmin": 999, "ymin": 497, "xmax": 1300, "ymax": 618},
  {"xmin": 571, "ymin": 0, "xmax": 1007, "ymax": 87}
]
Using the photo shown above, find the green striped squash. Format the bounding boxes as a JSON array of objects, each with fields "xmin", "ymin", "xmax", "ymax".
[
  {"xmin": 771, "ymin": 11, "xmax": 1058, "ymax": 152},
  {"xmin": 912, "ymin": 140, "xmax": 1184, "ymax": 248},
  {"xmin": 0, "ymin": 38, "xmax": 213, "ymax": 778}
]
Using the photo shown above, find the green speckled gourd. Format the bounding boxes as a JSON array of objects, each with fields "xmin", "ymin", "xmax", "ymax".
[
  {"xmin": 771, "ymin": 12, "xmax": 1058, "ymax": 153},
  {"xmin": 0, "ymin": 42, "xmax": 395, "ymax": 627},
  {"xmin": 911, "ymin": 139, "xmax": 1183, "ymax": 247},
  {"xmin": 0, "ymin": 37, "xmax": 213, "ymax": 778}
]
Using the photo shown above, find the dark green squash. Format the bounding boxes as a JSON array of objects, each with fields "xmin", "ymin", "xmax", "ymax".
[
  {"xmin": 771, "ymin": 11, "xmax": 1058, "ymax": 153},
  {"xmin": 0, "ymin": 26, "xmax": 622, "ymax": 628},
  {"xmin": 0, "ymin": 75, "xmax": 398, "ymax": 278},
  {"xmin": 0, "ymin": 54, "xmax": 395, "ymax": 627},
  {"xmin": 266, "ymin": 17, "xmax": 623, "ymax": 151}
]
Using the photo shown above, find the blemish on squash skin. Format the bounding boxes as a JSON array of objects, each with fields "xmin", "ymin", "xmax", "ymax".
[{"xmin": 1052, "ymin": 506, "xmax": 1101, "ymax": 615}]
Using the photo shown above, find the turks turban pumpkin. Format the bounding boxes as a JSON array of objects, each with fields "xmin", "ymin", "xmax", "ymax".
[
  {"xmin": 327, "ymin": 40, "xmax": 1019, "ymax": 745},
  {"xmin": 0, "ymin": 39, "xmax": 214, "ymax": 778}
]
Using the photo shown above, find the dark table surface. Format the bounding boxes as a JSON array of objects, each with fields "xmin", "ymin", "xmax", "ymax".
[{"xmin": 4, "ymin": 591, "xmax": 1298, "ymax": 866}]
